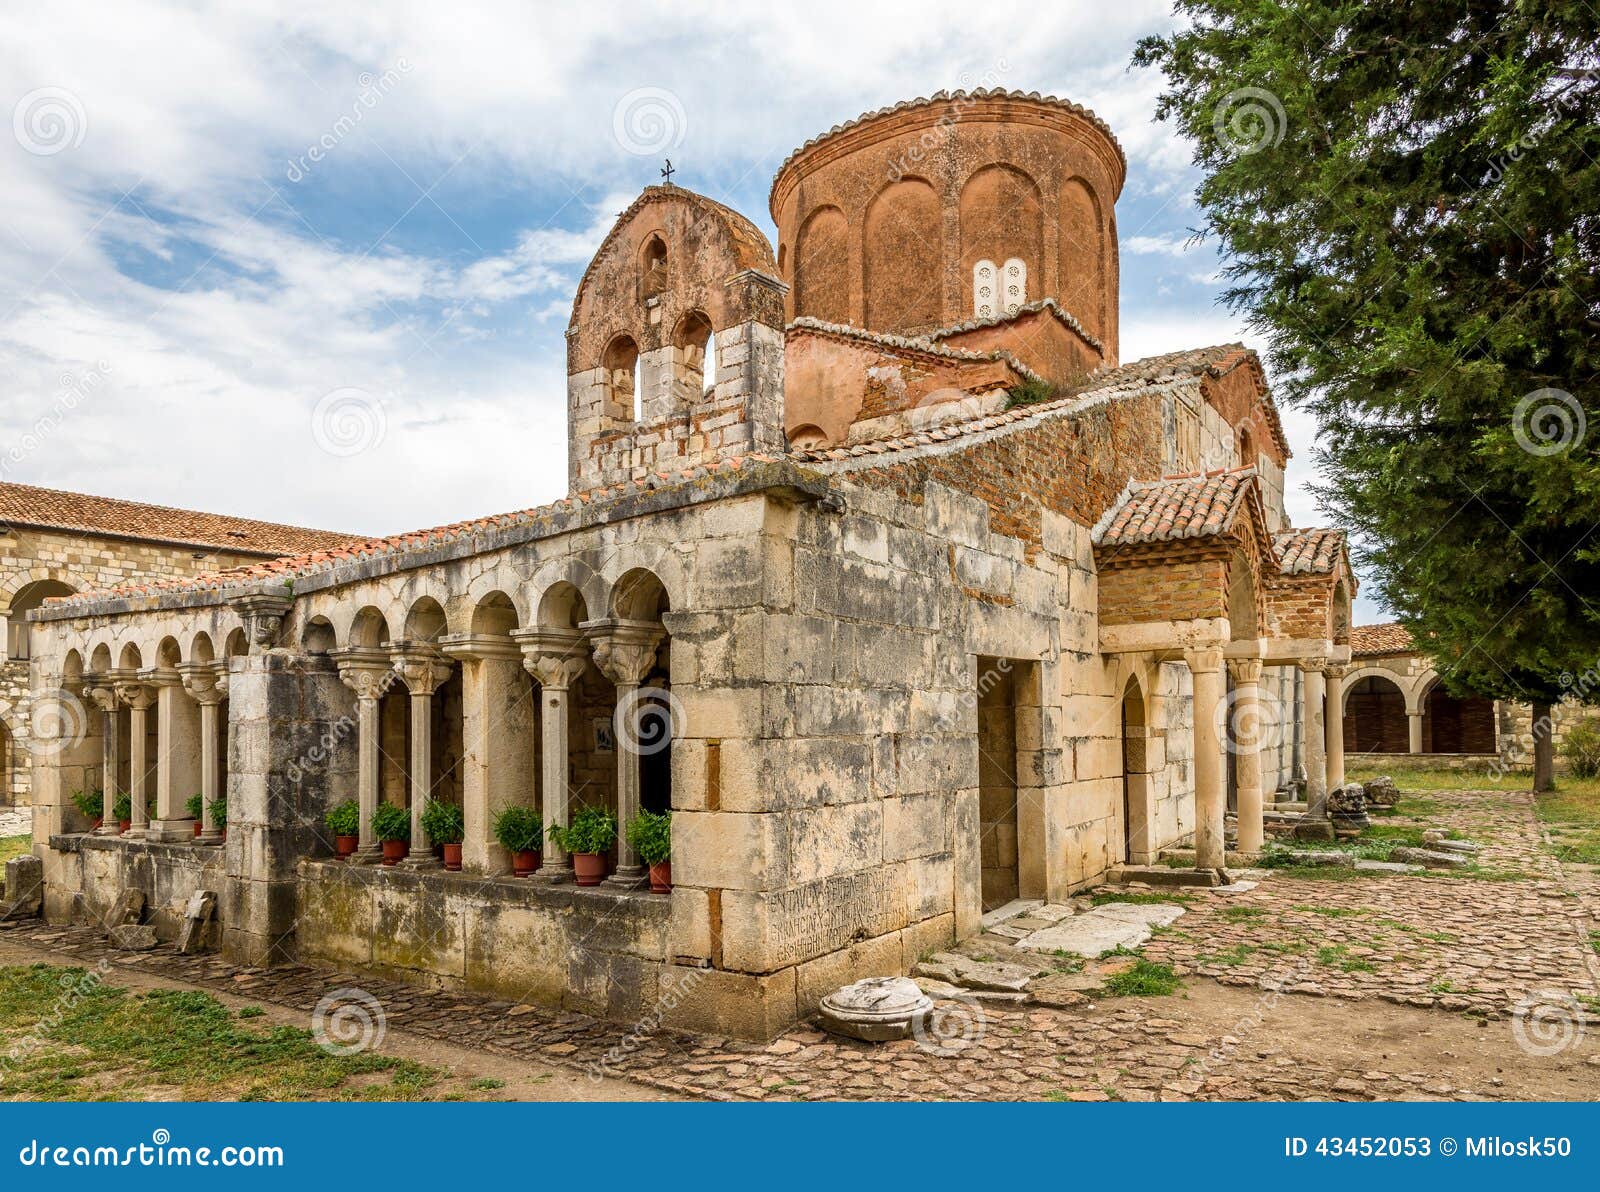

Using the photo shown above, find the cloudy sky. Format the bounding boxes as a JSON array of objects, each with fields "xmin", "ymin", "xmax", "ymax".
[{"xmin": 0, "ymin": 0, "xmax": 1385, "ymax": 622}]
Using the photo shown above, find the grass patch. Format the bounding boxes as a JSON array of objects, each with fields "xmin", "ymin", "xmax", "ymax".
[
  {"xmin": 1089, "ymin": 892, "xmax": 1192, "ymax": 908},
  {"xmin": 0, "ymin": 964, "xmax": 440, "ymax": 1101},
  {"xmin": 1315, "ymin": 945, "xmax": 1377, "ymax": 974},
  {"xmin": 1535, "ymin": 784, "xmax": 1600, "ymax": 866},
  {"xmin": 1198, "ymin": 944, "xmax": 1258, "ymax": 967},
  {"xmin": 0, "ymin": 834, "xmax": 30, "ymax": 866},
  {"xmin": 1218, "ymin": 906, "xmax": 1269, "ymax": 923},
  {"xmin": 1293, "ymin": 904, "xmax": 1366, "ymax": 918},
  {"xmin": 1048, "ymin": 950, "xmax": 1086, "ymax": 974},
  {"xmin": 1100, "ymin": 959, "xmax": 1183, "ymax": 997}
]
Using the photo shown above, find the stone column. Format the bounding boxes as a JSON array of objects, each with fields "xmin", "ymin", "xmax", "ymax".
[
  {"xmin": 515, "ymin": 627, "xmax": 590, "ymax": 882},
  {"xmin": 1325, "ymin": 663, "xmax": 1349, "ymax": 791},
  {"xmin": 1300, "ymin": 659, "xmax": 1328, "ymax": 817},
  {"xmin": 1408, "ymin": 708, "xmax": 1424, "ymax": 754},
  {"xmin": 332, "ymin": 647, "xmax": 392, "ymax": 864},
  {"xmin": 115, "ymin": 682, "xmax": 156, "ymax": 838},
  {"xmin": 179, "ymin": 661, "xmax": 228, "ymax": 843},
  {"xmin": 145, "ymin": 666, "xmax": 202, "ymax": 841},
  {"xmin": 391, "ymin": 644, "xmax": 452, "ymax": 869},
  {"xmin": 585, "ymin": 618, "xmax": 665, "ymax": 887},
  {"xmin": 1226, "ymin": 657, "xmax": 1265, "ymax": 854},
  {"xmin": 440, "ymin": 633, "xmax": 536, "ymax": 874},
  {"xmin": 84, "ymin": 682, "xmax": 121, "ymax": 835},
  {"xmin": 1186, "ymin": 648, "xmax": 1227, "ymax": 873}
]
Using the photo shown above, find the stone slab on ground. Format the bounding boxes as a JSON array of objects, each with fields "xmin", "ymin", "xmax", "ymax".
[
  {"xmin": 1389, "ymin": 847, "xmax": 1472, "ymax": 869},
  {"xmin": 176, "ymin": 890, "xmax": 216, "ymax": 955},
  {"xmin": 913, "ymin": 952, "xmax": 1039, "ymax": 993},
  {"xmin": 1091, "ymin": 902, "xmax": 1187, "ymax": 928},
  {"xmin": 1014, "ymin": 914, "xmax": 1149, "ymax": 957},
  {"xmin": 107, "ymin": 889, "xmax": 145, "ymax": 927},
  {"xmin": 107, "ymin": 924, "xmax": 157, "ymax": 951},
  {"xmin": 980, "ymin": 900, "xmax": 1043, "ymax": 931},
  {"xmin": 912, "ymin": 977, "xmax": 1026, "ymax": 1004},
  {"xmin": 1353, "ymin": 859, "xmax": 1425, "ymax": 873},
  {"xmin": 2, "ymin": 855, "xmax": 42, "ymax": 917}
]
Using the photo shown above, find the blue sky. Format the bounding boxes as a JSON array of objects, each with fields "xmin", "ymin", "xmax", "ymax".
[{"xmin": 0, "ymin": 0, "xmax": 1386, "ymax": 623}]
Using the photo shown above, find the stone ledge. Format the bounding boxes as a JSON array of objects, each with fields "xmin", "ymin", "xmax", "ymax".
[
  {"xmin": 48, "ymin": 832, "xmax": 222, "ymax": 861},
  {"xmin": 298, "ymin": 858, "xmax": 674, "ymax": 918}
]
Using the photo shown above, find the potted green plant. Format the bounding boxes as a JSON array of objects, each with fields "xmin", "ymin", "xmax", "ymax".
[
  {"xmin": 70, "ymin": 788, "xmax": 104, "ymax": 832},
  {"xmin": 371, "ymin": 802, "xmax": 411, "ymax": 865},
  {"xmin": 548, "ymin": 806, "xmax": 616, "ymax": 887},
  {"xmin": 186, "ymin": 793, "xmax": 204, "ymax": 836},
  {"xmin": 422, "ymin": 799, "xmax": 465, "ymax": 871},
  {"xmin": 208, "ymin": 795, "xmax": 228, "ymax": 842},
  {"xmin": 627, "ymin": 810, "xmax": 672, "ymax": 893},
  {"xmin": 112, "ymin": 790, "xmax": 132, "ymax": 834},
  {"xmin": 493, "ymin": 805, "xmax": 543, "ymax": 876},
  {"xmin": 325, "ymin": 799, "xmax": 361, "ymax": 859}
]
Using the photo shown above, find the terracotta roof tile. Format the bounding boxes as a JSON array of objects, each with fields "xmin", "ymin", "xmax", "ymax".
[
  {"xmin": 1351, "ymin": 622, "xmax": 1413, "ymax": 656},
  {"xmin": 925, "ymin": 298, "xmax": 1102, "ymax": 352},
  {"xmin": 785, "ymin": 318, "xmax": 1045, "ymax": 382},
  {"xmin": 0, "ymin": 481, "xmax": 357, "ymax": 557},
  {"xmin": 1273, "ymin": 527, "xmax": 1347, "ymax": 575},
  {"xmin": 1091, "ymin": 467, "xmax": 1264, "ymax": 548}
]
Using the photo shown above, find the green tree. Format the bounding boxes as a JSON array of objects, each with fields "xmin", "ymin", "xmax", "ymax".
[{"xmin": 1135, "ymin": 2, "xmax": 1600, "ymax": 789}]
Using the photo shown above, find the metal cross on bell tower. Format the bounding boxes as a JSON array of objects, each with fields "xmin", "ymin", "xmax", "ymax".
[{"xmin": 660, "ymin": 158, "xmax": 675, "ymax": 184}]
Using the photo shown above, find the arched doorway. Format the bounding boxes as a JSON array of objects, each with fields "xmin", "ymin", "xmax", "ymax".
[
  {"xmin": 1422, "ymin": 683, "xmax": 1496, "ymax": 753},
  {"xmin": 1343, "ymin": 674, "xmax": 1408, "ymax": 754},
  {"xmin": 1121, "ymin": 677, "xmax": 1150, "ymax": 864}
]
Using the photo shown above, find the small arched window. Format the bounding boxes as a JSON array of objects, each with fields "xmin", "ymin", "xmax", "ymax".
[
  {"xmin": 973, "ymin": 259, "xmax": 997, "ymax": 317},
  {"xmin": 1001, "ymin": 258, "xmax": 1027, "ymax": 314},
  {"xmin": 1238, "ymin": 424, "xmax": 1256, "ymax": 466},
  {"xmin": 673, "ymin": 310, "xmax": 716, "ymax": 398},
  {"xmin": 641, "ymin": 235, "xmax": 668, "ymax": 302},
  {"xmin": 5, "ymin": 578, "xmax": 75, "ymax": 660},
  {"xmin": 602, "ymin": 335, "xmax": 641, "ymax": 423}
]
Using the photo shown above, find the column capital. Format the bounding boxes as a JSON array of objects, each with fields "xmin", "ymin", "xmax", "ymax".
[
  {"xmin": 177, "ymin": 660, "xmax": 228, "ymax": 704},
  {"xmin": 582, "ymin": 617, "xmax": 664, "ymax": 686},
  {"xmin": 513, "ymin": 626, "xmax": 590, "ymax": 689},
  {"xmin": 114, "ymin": 681, "xmax": 156, "ymax": 711},
  {"xmin": 1226, "ymin": 656, "xmax": 1264, "ymax": 685},
  {"xmin": 82, "ymin": 677, "xmax": 118, "ymax": 712},
  {"xmin": 389, "ymin": 641, "xmax": 452, "ymax": 696},
  {"xmin": 330, "ymin": 644, "xmax": 394, "ymax": 700},
  {"xmin": 138, "ymin": 665, "xmax": 183, "ymax": 688},
  {"xmin": 1182, "ymin": 646, "xmax": 1224, "ymax": 675},
  {"xmin": 229, "ymin": 592, "xmax": 294, "ymax": 652},
  {"xmin": 438, "ymin": 632, "xmax": 523, "ymax": 664},
  {"xmin": 1325, "ymin": 662, "xmax": 1351, "ymax": 681},
  {"xmin": 1298, "ymin": 656, "xmax": 1329, "ymax": 674}
]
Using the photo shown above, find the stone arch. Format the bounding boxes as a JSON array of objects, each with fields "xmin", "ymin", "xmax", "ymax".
[
  {"xmin": 118, "ymin": 642, "xmax": 143, "ymax": 671},
  {"xmin": 959, "ymin": 164, "xmax": 1043, "ymax": 315},
  {"xmin": 89, "ymin": 643, "xmax": 113, "ymax": 675},
  {"xmin": 601, "ymin": 333, "xmax": 642, "ymax": 423},
  {"xmin": 527, "ymin": 559, "xmax": 605, "ymax": 629},
  {"xmin": 470, "ymin": 590, "xmax": 520, "ymax": 636},
  {"xmin": 1342, "ymin": 670, "xmax": 1409, "ymax": 754},
  {"xmin": 1059, "ymin": 176, "xmax": 1107, "ymax": 341},
  {"xmin": 607, "ymin": 567, "xmax": 670, "ymax": 622},
  {"xmin": 223, "ymin": 628, "xmax": 249, "ymax": 659},
  {"xmin": 403, "ymin": 597, "xmax": 447, "ymax": 643},
  {"xmin": 1330, "ymin": 579, "xmax": 1352, "ymax": 644},
  {"xmin": 1226, "ymin": 547, "xmax": 1262, "ymax": 641},
  {"xmin": 792, "ymin": 204, "xmax": 849, "ymax": 324},
  {"xmin": 189, "ymin": 632, "xmax": 216, "ymax": 664},
  {"xmin": 863, "ymin": 177, "xmax": 941, "ymax": 333},
  {"xmin": 155, "ymin": 636, "xmax": 182, "ymax": 669},
  {"xmin": 62, "ymin": 647, "xmax": 84, "ymax": 683},
  {"xmin": 1418, "ymin": 674, "xmax": 1496, "ymax": 754},
  {"xmin": 671, "ymin": 309, "xmax": 716, "ymax": 397},
  {"xmin": 787, "ymin": 423, "xmax": 830, "ymax": 450},
  {"xmin": 5, "ymin": 576, "xmax": 76, "ymax": 660},
  {"xmin": 344, "ymin": 606, "xmax": 391, "ymax": 649},
  {"xmin": 535, "ymin": 581, "xmax": 589, "ymax": 630},
  {"xmin": 300, "ymin": 617, "xmax": 336, "ymax": 655},
  {"xmin": 599, "ymin": 545, "xmax": 686, "ymax": 617}
]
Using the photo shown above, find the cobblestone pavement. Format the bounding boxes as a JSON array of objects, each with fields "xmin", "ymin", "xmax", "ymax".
[
  {"xmin": 0, "ymin": 808, "xmax": 31, "ymax": 837},
  {"xmin": 4, "ymin": 789, "xmax": 1598, "ymax": 1101}
]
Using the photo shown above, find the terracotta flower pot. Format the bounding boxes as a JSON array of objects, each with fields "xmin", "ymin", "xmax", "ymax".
[
  {"xmin": 648, "ymin": 861, "xmax": 672, "ymax": 894},
  {"xmin": 193, "ymin": 821, "xmax": 203, "ymax": 838},
  {"xmin": 442, "ymin": 843, "xmax": 463, "ymax": 871},
  {"xmin": 335, "ymin": 835, "xmax": 358, "ymax": 859},
  {"xmin": 512, "ymin": 849, "xmax": 541, "ymax": 877},
  {"xmin": 118, "ymin": 820, "xmax": 131, "ymax": 834},
  {"xmin": 90, "ymin": 817, "xmax": 103, "ymax": 832},
  {"xmin": 381, "ymin": 839, "xmax": 408, "ymax": 866},
  {"xmin": 571, "ymin": 852, "xmax": 608, "ymax": 887}
]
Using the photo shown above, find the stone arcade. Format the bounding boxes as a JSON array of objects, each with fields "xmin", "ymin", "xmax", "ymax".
[{"xmin": 24, "ymin": 91, "xmax": 1357, "ymax": 1039}]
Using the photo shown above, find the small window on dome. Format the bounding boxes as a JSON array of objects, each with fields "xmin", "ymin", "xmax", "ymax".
[
  {"xmin": 1002, "ymin": 258, "xmax": 1027, "ymax": 315},
  {"xmin": 973, "ymin": 260, "xmax": 997, "ymax": 318}
]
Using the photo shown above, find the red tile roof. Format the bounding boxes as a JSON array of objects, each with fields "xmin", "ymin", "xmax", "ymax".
[
  {"xmin": 1351, "ymin": 622, "xmax": 1413, "ymax": 656},
  {"xmin": 0, "ymin": 481, "xmax": 358, "ymax": 558},
  {"xmin": 1091, "ymin": 468, "xmax": 1267, "ymax": 549},
  {"xmin": 1273, "ymin": 526, "xmax": 1347, "ymax": 575}
]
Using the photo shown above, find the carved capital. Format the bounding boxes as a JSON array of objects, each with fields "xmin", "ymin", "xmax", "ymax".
[
  {"xmin": 82, "ymin": 679, "xmax": 118, "ymax": 713},
  {"xmin": 513, "ymin": 626, "xmax": 590, "ymax": 690},
  {"xmin": 230, "ymin": 592, "xmax": 294, "ymax": 651},
  {"xmin": 1182, "ymin": 647, "xmax": 1224, "ymax": 675},
  {"xmin": 177, "ymin": 660, "xmax": 228, "ymax": 705},
  {"xmin": 1299, "ymin": 657, "xmax": 1329, "ymax": 675},
  {"xmin": 1324, "ymin": 662, "xmax": 1351, "ymax": 682},
  {"xmin": 583, "ymin": 618, "xmax": 665, "ymax": 687},
  {"xmin": 139, "ymin": 665, "xmax": 182, "ymax": 689},
  {"xmin": 330, "ymin": 645, "xmax": 394, "ymax": 701},
  {"xmin": 1226, "ymin": 657, "xmax": 1264, "ymax": 686},
  {"xmin": 115, "ymin": 682, "xmax": 156, "ymax": 712},
  {"xmin": 438, "ymin": 632, "xmax": 522, "ymax": 664},
  {"xmin": 389, "ymin": 641, "xmax": 452, "ymax": 697}
]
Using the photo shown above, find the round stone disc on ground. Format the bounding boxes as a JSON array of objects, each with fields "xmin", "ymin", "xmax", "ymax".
[{"xmin": 818, "ymin": 976, "xmax": 933, "ymax": 1042}]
